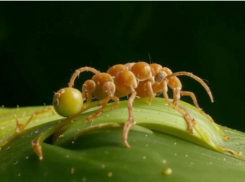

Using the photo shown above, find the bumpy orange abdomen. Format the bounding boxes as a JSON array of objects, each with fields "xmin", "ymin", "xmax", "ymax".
[
  {"xmin": 131, "ymin": 62, "xmax": 152, "ymax": 81},
  {"xmin": 107, "ymin": 64, "xmax": 128, "ymax": 77},
  {"xmin": 114, "ymin": 70, "xmax": 137, "ymax": 95}
]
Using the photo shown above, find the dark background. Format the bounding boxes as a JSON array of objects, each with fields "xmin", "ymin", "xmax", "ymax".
[{"xmin": 0, "ymin": 2, "xmax": 245, "ymax": 132}]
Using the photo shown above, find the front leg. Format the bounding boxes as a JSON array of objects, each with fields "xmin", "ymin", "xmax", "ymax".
[{"xmin": 162, "ymin": 80, "xmax": 195, "ymax": 133}]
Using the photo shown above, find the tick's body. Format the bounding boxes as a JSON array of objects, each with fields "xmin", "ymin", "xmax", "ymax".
[{"xmin": 62, "ymin": 62, "xmax": 228, "ymax": 148}]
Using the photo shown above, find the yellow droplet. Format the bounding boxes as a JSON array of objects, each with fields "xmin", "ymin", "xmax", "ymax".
[
  {"xmin": 71, "ymin": 168, "xmax": 75, "ymax": 174},
  {"xmin": 108, "ymin": 172, "xmax": 113, "ymax": 177},
  {"xmin": 162, "ymin": 168, "xmax": 172, "ymax": 175}
]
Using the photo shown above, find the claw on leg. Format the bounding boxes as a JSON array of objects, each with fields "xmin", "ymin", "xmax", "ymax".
[
  {"xmin": 123, "ymin": 121, "xmax": 134, "ymax": 148},
  {"xmin": 32, "ymin": 136, "xmax": 43, "ymax": 160},
  {"xmin": 13, "ymin": 115, "xmax": 23, "ymax": 133},
  {"xmin": 194, "ymin": 125, "xmax": 242, "ymax": 157},
  {"xmin": 216, "ymin": 145, "xmax": 242, "ymax": 157},
  {"xmin": 183, "ymin": 112, "xmax": 195, "ymax": 134}
]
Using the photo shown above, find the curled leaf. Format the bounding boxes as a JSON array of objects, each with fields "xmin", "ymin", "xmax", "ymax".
[{"xmin": 0, "ymin": 98, "xmax": 245, "ymax": 182}]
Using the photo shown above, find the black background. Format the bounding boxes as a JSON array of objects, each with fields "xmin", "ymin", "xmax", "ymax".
[{"xmin": 0, "ymin": 2, "xmax": 245, "ymax": 132}]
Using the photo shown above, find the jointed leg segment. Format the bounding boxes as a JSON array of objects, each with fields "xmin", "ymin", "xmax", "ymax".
[
  {"xmin": 85, "ymin": 82, "xmax": 119, "ymax": 122},
  {"xmin": 165, "ymin": 71, "xmax": 214, "ymax": 103},
  {"xmin": 163, "ymin": 72, "xmax": 229, "ymax": 140},
  {"xmin": 68, "ymin": 67, "xmax": 100, "ymax": 88},
  {"xmin": 123, "ymin": 86, "xmax": 137, "ymax": 148},
  {"xmin": 146, "ymin": 81, "xmax": 155, "ymax": 104},
  {"xmin": 14, "ymin": 107, "xmax": 55, "ymax": 133},
  {"xmin": 180, "ymin": 91, "xmax": 201, "ymax": 109},
  {"xmin": 162, "ymin": 80, "xmax": 195, "ymax": 133}
]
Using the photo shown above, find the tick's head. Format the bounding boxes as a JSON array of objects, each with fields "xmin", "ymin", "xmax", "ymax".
[
  {"xmin": 53, "ymin": 87, "xmax": 83, "ymax": 117},
  {"xmin": 155, "ymin": 71, "xmax": 168, "ymax": 82}
]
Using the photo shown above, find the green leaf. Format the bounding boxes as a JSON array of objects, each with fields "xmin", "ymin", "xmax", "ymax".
[{"xmin": 0, "ymin": 98, "xmax": 245, "ymax": 182}]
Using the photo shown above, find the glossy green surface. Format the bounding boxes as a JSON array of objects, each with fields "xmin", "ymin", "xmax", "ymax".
[{"xmin": 0, "ymin": 98, "xmax": 245, "ymax": 182}]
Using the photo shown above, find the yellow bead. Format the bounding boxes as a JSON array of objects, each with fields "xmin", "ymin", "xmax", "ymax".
[{"xmin": 53, "ymin": 87, "xmax": 83, "ymax": 117}]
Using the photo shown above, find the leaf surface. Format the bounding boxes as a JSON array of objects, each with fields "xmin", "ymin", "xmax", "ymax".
[{"xmin": 0, "ymin": 98, "xmax": 245, "ymax": 182}]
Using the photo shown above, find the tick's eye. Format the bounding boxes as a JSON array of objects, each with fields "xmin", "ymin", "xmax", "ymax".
[
  {"xmin": 155, "ymin": 71, "xmax": 167, "ymax": 82},
  {"xmin": 53, "ymin": 87, "xmax": 83, "ymax": 117}
]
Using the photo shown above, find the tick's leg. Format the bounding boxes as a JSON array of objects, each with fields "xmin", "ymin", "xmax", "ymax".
[
  {"xmin": 146, "ymin": 81, "xmax": 155, "ymax": 105},
  {"xmin": 69, "ymin": 67, "xmax": 99, "ymax": 88},
  {"xmin": 32, "ymin": 136, "xmax": 43, "ymax": 160},
  {"xmin": 85, "ymin": 82, "xmax": 119, "ymax": 122},
  {"xmin": 215, "ymin": 145, "xmax": 242, "ymax": 157},
  {"xmin": 85, "ymin": 97, "xmax": 110, "ymax": 122},
  {"xmin": 162, "ymin": 80, "xmax": 195, "ymax": 133},
  {"xmin": 180, "ymin": 91, "xmax": 230, "ymax": 140},
  {"xmin": 82, "ymin": 80, "xmax": 96, "ymax": 105},
  {"xmin": 180, "ymin": 91, "xmax": 200, "ymax": 109},
  {"xmin": 14, "ymin": 107, "xmax": 55, "ymax": 133},
  {"xmin": 123, "ymin": 86, "xmax": 137, "ymax": 148},
  {"xmin": 173, "ymin": 87, "xmax": 181, "ymax": 106},
  {"xmin": 165, "ymin": 71, "xmax": 214, "ymax": 103},
  {"xmin": 111, "ymin": 95, "xmax": 119, "ymax": 110},
  {"xmin": 85, "ymin": 92, "xmax": 93, "ymax": 105},
  {"xmin": 82, "ymin": 89, "xmax": 93, "ymax": 104},
  {"xmin": 32, "ymin": 119, "xmax": 69, "ymax": 160},
  {"xmin": 82, "ymin": 80, "xmax": 99, "ymax": 121}
]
